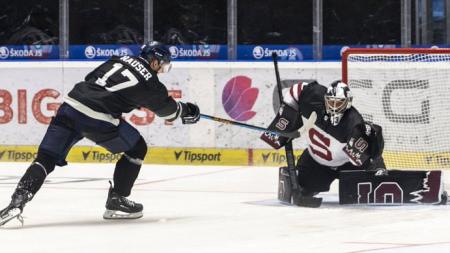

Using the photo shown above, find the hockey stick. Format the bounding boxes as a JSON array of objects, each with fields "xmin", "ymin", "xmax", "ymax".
[
  {"xmin": 200, "ymin": 114, "xmax": 300, "ymax": 138},
  {"xmin": 272, "ymin": 52, "xmax": 300, "ymax": 192},
  {"xmin": 272, "ymin": 53, "xmax": 321, "ymax": 208}
]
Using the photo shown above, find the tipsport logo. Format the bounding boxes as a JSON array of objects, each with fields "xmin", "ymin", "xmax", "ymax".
[
  {"xmin": 81, "ymin": 151, "xmax": 122, "ymax": 162},
  {"xmin": 425, "ymin": 154, "xmax": 450, "ymax": 167},
  {"xmin": 0, "ymin": 150, "xmax": 37, "ymax": 161},
  {"xmin": 222, "ymin": 76, "xmax": 259, "ymax": 121},
  {"xmin": 260, "ymin": 152, "xmax": 302, "ymax": 164},
  {"xmin": 174, "ymin": 150, "xmax": 222, "ymax": 163},
  {"xmin": 84, "ymin": 45, "xmax": 133, "ymax": 59}
]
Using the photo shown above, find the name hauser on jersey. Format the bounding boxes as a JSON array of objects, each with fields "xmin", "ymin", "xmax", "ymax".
[{"xmin": 119, "ymin": 55, "xmax": 152, "ymax": 81}]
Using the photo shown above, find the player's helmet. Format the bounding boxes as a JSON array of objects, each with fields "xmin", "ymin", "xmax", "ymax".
[
  {"xmin": 140, "ymin": 41, "xmax": 172, "ymax": 73},
  {"xmin": 324, "ymin": 80, "xmax": 353, "ymax": 126}
]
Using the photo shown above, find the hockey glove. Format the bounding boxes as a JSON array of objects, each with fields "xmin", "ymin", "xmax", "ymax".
[
  {"xmin": 344, "ymin": 122, "xmax": 384, "ymax": 166},
  {"xmin": 180, "ymin": 102, "xmax": 200, "ymax": 124}
]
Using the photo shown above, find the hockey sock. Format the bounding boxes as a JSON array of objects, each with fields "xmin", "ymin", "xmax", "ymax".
[
  {"xmin": 17, "ymin": 152, "xmax": 56, "ymax": 194},
  {"xmin": 113, "ymin": 137, "xmax": 147, "ymax": 197}
]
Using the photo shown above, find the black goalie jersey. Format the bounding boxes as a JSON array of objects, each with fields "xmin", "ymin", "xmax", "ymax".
[
  {"xmin": 261, "ymin": 81, "xmax": 382, "ymax": 168},
  {"xmin": 66, "ymin": 55, "xmax": 178, "ymax": 120}
]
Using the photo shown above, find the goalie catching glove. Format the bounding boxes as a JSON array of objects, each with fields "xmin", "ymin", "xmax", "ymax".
[{"xmin": 344, "ymin": 122, "xmax": 384, "ymax": 167}]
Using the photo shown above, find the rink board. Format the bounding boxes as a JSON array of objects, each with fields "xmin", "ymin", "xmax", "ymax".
[
  {"xmin": 0, "ymin": 145, "xmax": 449, "ymax": 169},
  {"xmin": 1, "ymin": 61, "xmax": 449, "ymax": 170}
]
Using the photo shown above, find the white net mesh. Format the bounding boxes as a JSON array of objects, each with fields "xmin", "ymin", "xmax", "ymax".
[{"xmin": 344, "ymin": 49, "xmax": 450, "ymax": 170}]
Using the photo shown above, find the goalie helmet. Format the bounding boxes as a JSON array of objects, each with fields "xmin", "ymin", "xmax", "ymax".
[{"xmin": 324, "ymin": 80, "xmax": 353, "ymax": 126}]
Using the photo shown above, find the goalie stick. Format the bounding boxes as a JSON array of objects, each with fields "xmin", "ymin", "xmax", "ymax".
[
  {"xmin": 271, "ymin": 53, "xmax": 322, "ymax": 207},
  {"xmin": 272, "ymin": 52, "xmax": 300, "ymax": 192}
]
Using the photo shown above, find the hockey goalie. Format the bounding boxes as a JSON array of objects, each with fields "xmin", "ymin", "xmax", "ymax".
[{"xmin": 261, "ymin": 80, "xmax": 447, "ymax": 207}]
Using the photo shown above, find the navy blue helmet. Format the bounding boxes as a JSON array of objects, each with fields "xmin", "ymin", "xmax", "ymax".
[
  {"xmin": 140, "ymin": 41, "xmax": 172, "ymax": 73},
  {"xmin": 140, "ymin": 41, "xmax": 171, "ymax": 64}
]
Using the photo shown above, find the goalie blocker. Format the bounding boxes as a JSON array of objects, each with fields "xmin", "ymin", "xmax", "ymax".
[{"xmin": 339, "ymin": 170, "xmax": 447, "ymax": 205}]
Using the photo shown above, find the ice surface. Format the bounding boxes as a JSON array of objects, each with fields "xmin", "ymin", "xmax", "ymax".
[{"xmin": 1, "ymin": 162, "xmax": 450, "ymax": 253}]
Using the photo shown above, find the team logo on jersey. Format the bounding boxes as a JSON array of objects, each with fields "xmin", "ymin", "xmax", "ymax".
[
  {"xmin": 85, "ymin": 45, "xmax": 97, "ymax": 59},
  {"xmin": 222, "ymin": 76, "xmax": 259, "ymax": 121},
  {"xmin": 0, "ymin": 46, "xmax": 9, "ymax": 59},
  {"xmin": 275, "ymin": 118, "xmax": 289, "ymax": 130},
  {"xmin": 252, "ymin": 46, "xmax": 264, "ymax": 59}
]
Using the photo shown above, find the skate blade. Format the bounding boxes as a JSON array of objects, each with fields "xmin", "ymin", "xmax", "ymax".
[
  {"xmin": 103, "ymin": 209, "xmax": 143, "ymax": 220},
  {"xmin": 0, "ymin": 208, "xmax": 23, "ymax": 226}
]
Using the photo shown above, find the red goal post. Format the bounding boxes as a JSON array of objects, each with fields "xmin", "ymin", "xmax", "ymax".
[{"xmin": 341, "ymin": 48, "xmax": 450, "ymax": 170}]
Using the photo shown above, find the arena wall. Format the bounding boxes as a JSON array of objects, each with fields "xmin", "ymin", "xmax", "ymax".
[
  {"xmin": 3, "ymin": 61, "xmax": 446, "ymax": 169},
  {"xmin": 0, "ymin": 61, "xmax": 339, "ymax": 166}
]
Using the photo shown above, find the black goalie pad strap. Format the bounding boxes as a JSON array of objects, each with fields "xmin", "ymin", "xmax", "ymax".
[
  {"xmin": 261, "ymin": 103, "xmax": 302, "ymax": 149},
  {"xmin": 339, "ymin": 170, "xmax": 445, "ymax": 205}
]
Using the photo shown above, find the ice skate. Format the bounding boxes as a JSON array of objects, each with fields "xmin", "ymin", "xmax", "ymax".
[
  {"xmin": 0, "ymin": 188, "xmax": 33, "ymax": 226},
  {"xmin": 103, "ymin": 182, "xmax": 143, "ymax": 220}
]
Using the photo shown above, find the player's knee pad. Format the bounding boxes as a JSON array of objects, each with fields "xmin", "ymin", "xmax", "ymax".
[{"xmin": 123, "ymin": 137, "xmax": 147, "ymax": 165}]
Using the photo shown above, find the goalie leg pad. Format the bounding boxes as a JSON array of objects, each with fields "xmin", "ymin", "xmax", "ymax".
[
  {"xmin": 278, "ymin": 167, "xmax": 323, "ymax": 208},
  {"xmin": 278, "ymin": 167, "xmax": 293, "ymax": 203},
  {"xmin": 339, "ymin": 170, "xmax": 446, "ymax": 205}
]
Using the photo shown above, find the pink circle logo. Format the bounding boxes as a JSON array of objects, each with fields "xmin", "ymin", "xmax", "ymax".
[{"xmin": 222, "ymin": 76, "xmax": 259, "ymax": 121}]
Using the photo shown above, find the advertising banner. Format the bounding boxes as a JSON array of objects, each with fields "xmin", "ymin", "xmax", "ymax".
[
  {"xmin": 70, "ymin": 45, "xmax": 140, "ymax": 60},
  {"xmin": 0, "ymin": 61, "xmax": 341, "ymax": 147},
  {"xmin": 1, "ymin": 60, "xmax": 449, "ymax": 169},
  {"xmin": 0, "ymin": 44, "xmax": 414, "ymax": 61},
  {"xmin": 69, "ymin": 44, "xmax": 227, "ymax": 60},
  {"xmin": 0, "ymin": 61, "xmax": 343, "ymax": 166},
  {"xmin": 167, "ymin": 44, "xmax": 227, "ymax": 60},
  {"xmin": 0, "ymin": 45, "xmax": 59, "ymax": 60},
  {"xmin": 237, "ymin": 45, "xmax": 311, "ymax": 61}
]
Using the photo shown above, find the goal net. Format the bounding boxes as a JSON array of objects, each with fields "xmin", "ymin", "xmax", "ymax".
[{"xmin": 342, "ymin": 48, "xmax": 450, "ymax": 170}]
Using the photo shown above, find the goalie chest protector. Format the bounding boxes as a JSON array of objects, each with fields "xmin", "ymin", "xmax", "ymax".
[{"xmin": 339, "ymin": 170, "xmax": 446, "ymax": 205}]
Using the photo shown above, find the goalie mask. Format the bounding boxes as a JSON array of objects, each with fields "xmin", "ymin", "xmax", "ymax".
[{"xmin": 325, "ymin": 81, "xmax": 353, "ymax": 126}]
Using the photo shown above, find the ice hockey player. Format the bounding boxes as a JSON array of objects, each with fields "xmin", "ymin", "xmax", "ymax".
[
  {"xmin": 261, "ymin": 80, "xmax": 446, "ymax": 207},
  {"xmin": 0, "ymin": 41, "xmax": 200, "ymax": 226}
]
